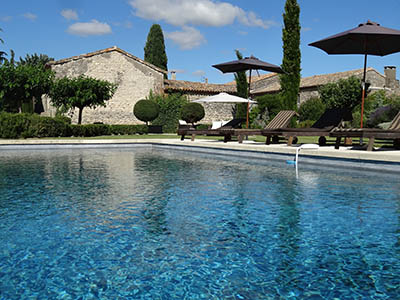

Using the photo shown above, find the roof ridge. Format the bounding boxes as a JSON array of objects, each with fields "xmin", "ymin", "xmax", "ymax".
[{"xmin": 49, "ymin": 46, "xmax": 167, "ymax": 74}]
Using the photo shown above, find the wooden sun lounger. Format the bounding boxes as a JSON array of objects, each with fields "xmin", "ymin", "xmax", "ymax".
[
  {"xmin": 178, "ymin": 118, "xmax": 245, "ymax": 142},
  {"xmin": 263, "ymin": 108, "xmax": 353, "ymax": 146},
  {"xmin": 331, "ymin": 111, "xmax": 400, "ymax": 151},
  {"xmin": 235, "ymin": 110, "xmax": 298, "ymax": 144}
]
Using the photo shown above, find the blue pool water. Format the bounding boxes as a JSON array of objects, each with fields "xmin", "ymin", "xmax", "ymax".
[{"xmin": 0, "ymin": 148, "xmax": 399, "ymax": 299}]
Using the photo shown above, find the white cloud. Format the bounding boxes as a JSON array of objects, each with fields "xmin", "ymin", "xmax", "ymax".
[
  {"xmin": 23, "ymin": 13, "xmax": 37, "ymax": 21},
  {"xmin": 67, "ymin": 19, "xmax": 112, "ymax": 37},
  {"xmin": 165, "ymin": 26, "xmax": 206, "ymax": 50},
  {"xmin": 61, "ymin": 9, "xmax": 78, "ymax": 21},
  {"xmin": 128, "ymin": 0, "xmax": 274, "ymax": 29}
]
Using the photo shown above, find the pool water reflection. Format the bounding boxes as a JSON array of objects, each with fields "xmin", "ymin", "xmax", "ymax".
[{"xmin": 0, "ymin": 148, "xmax": 399, "ymax": 299}]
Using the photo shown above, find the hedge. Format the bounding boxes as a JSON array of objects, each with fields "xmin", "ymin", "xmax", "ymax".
[{"xmin": 0, "ymin": 112, "xmax": 148, "ymax": 138}]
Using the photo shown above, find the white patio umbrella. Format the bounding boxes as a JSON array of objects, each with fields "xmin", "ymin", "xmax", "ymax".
[{"xmin": 192, "ymin": 92, "xmax": 256, "ymax": 104}]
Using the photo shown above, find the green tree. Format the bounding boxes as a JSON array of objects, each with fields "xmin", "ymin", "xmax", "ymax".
[
  {"xmin": 280, "ymin": 0, "xmax": 301, "ymax": 110},
  {"xmin": 133, "ymin": 99, "xmax": 160, "ymax": 125},
  {"xmin": 144, "ymin": 24, "xmax": 168, "ymax": 75},
  {"xmin": 298, "ymin": 97, "xmax": 326, "ymax": 122},
  {"xmin": 49, "ymin": 75, "xmax": 117, "ymax": 124},
  {"xmin": 150, "ymin": 91, "xmax": 188, "ymax": 133},
  {"xmin": 319, "ymin": 76, "xmax": 366, "ymax": 110},
  {"xmin": 181, "ymin": 102, "xmax": 205, "ymax": 125},
  {"xmin": 0, "ymin": 57, "xmax": 54, "ymax": 113},
  {"xmin": 234, "ymin": 49, "xmax": 248, "ymax": 119},
  {"xmin": 18, "ymin": 53, "xmax": 54, "ymax": 67}
]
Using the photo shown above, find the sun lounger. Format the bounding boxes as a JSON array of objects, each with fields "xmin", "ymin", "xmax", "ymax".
[
  {"xmin": 234, "ymin": 110, "xmax": 298, "ymax": 144},
  {"xmin": 331, "ymin": 111, "xmax": 400, "ymax": 151},
  {"xmin": 263, "ymin": 108, "xmax": 353, "ymax": 146},
  {"xmin": 178, "ymin": 118, "xmax": 245, "ymax": 142}
]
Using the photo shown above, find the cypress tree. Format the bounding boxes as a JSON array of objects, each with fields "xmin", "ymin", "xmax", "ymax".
[
  {"xmin": 234, "ymin": 50, "xmax": 248, "ymax": 119},
  {"xmin": 280, "ymin": 0, "xmax": 301, "ymax": 110},
  {"xmin": 144, "ymin": 24, "xmax": 168, "ymax": 76}
]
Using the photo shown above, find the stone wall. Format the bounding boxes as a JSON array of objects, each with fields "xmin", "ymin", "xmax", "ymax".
[
  {"xmin": 187, "ymin": 94, "xmax": 238, "ymax": 123},
  {"xmin": 45, "ymin": 49, "xmax": 165, "ymax": 124}
]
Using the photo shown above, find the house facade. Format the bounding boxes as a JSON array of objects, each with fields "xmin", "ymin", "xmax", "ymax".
[{"xmin": 43, "ymin": 46, "xmax": 166, "ymax": 124}]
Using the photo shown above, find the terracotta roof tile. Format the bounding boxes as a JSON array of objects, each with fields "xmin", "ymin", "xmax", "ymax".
[
  {"xmin": 253, "ymin": 68, "xmax": 382, "ymax": 95},
  {"xmin": 48, "ymin": 46, "xmax": 167, "ymax": 74},
  {"xmin": 226, "ymin": 72, "xmax": 278, "ymax": 85}
]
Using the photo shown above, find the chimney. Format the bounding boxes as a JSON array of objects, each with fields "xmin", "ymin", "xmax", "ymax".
[
  {"xmin": 170, "ymin": 71, "xmax": 176, "ymax": 80},
  {"xmin": 384, "ymin": 66, "xmax": 397, "ymax": 88}
]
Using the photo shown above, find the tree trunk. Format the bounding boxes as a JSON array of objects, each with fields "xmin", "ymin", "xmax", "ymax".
[{"xmin": 78, "ymin": 108, "xmax": 83, "ymax": 124}]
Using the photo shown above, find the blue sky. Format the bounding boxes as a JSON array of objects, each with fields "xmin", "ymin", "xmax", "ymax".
[{"xmin": 1, "ymin": 0, "xmax": 400, "ymax": 84}]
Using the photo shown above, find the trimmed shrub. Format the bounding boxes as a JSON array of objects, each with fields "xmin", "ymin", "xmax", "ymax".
[
  {"xmin": 0, "ymin": 112, "xmax": 32, "ymax": 138},
  {"xmin": 298, "ymin": 97, "xmax": 326, "ymax": 122},
  {"xmin": 0, "ymin": 112, "xmax": 150, "ymax": 138},
  {"xmin": 0, "ymin": 112, "xmax": 70, "ymax": 138},
  {"xmin": 29, "ymin": 115, "xmax": 71, "ymax": 137},
  {"xmin": 181, "ymin": 102, "xmax": 205, "ymax": 125},
  {"xmin": 70, "ymin": 124, "xmax": 111, "ymax": 137},
  {"xmin": 133, "ymin": 100, "xmax": 160, "ymax": 125},
  {"xmin": 109, "ymin": 124, "xmax": 148, "ymax": 135}
]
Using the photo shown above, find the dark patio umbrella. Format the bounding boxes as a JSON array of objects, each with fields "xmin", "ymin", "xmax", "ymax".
[
  {"xmin": 309, "ymin": 20, "xmax": 400, "ymax": 128},
  {"xmin": 213, "ymin": 56, "xmax": 284, "ymax": 128}
]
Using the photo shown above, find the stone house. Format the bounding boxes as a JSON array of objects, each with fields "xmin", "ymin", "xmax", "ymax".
[
  {"xmin": 252, "ymin": 67, "xmax": 400, "ymax": 107},
  {"xmin": 44, "ymin": 46, "xmax": 167, "ymax": 124}
]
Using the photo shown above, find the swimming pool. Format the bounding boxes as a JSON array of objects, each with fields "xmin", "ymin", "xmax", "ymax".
[{"xmin": 0, "ymin": 148, "xmax": 399, "ymax": 299}]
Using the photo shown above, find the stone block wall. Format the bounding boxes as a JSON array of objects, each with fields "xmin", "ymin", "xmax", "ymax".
[{"xmin": 46, "ymin": 49, "xmax": 165, "ymax": 124}]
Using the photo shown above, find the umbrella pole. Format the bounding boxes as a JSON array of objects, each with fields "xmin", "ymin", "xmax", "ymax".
[
  {"xmin": 246, "ymin": 69, "xmax": 252, "ymax": 129},
  {"xmin": 360, "ymin": 54, "xmax": 367, "ymax": 129}
]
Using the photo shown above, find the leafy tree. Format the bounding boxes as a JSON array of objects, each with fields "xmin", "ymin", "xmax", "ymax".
[
  {"xmin": 319, "ymin": 76, "xmax": 367, "ymax": 110},
  {"xmin": 234, "ymin": 49, "xmax": 248, "ymax": 119},
  {"xmin": 49, "ymin": 75, "xmax": 117, "ymax": 124},
  {"xmin": 251, "ymin": 93, "xmax": 284, "ymax": 128},
  {"xmin": 298, "ymin": 97, "xmax": 326, "ymax": 122},
  {"xmin": 280, "ymin": 0, "xmax": 301, "ymax": 110},
  {"xmin": 133, "ymin": 99, "xmax": 160, "ymax": 125},
  {"xmin": 150, "ymin": 91, "xmax": 188, "ymax": 133},
  {"xmin": 144, "ymin": 24, "xmax": 168, "ymax": 75},
  {"xmin": 0, "ymin": 56, "xmax": 54, "ymax": 113},
  {"xmin": 18, "ymin": 53, "xmax": 54, "ymax": 67}
]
